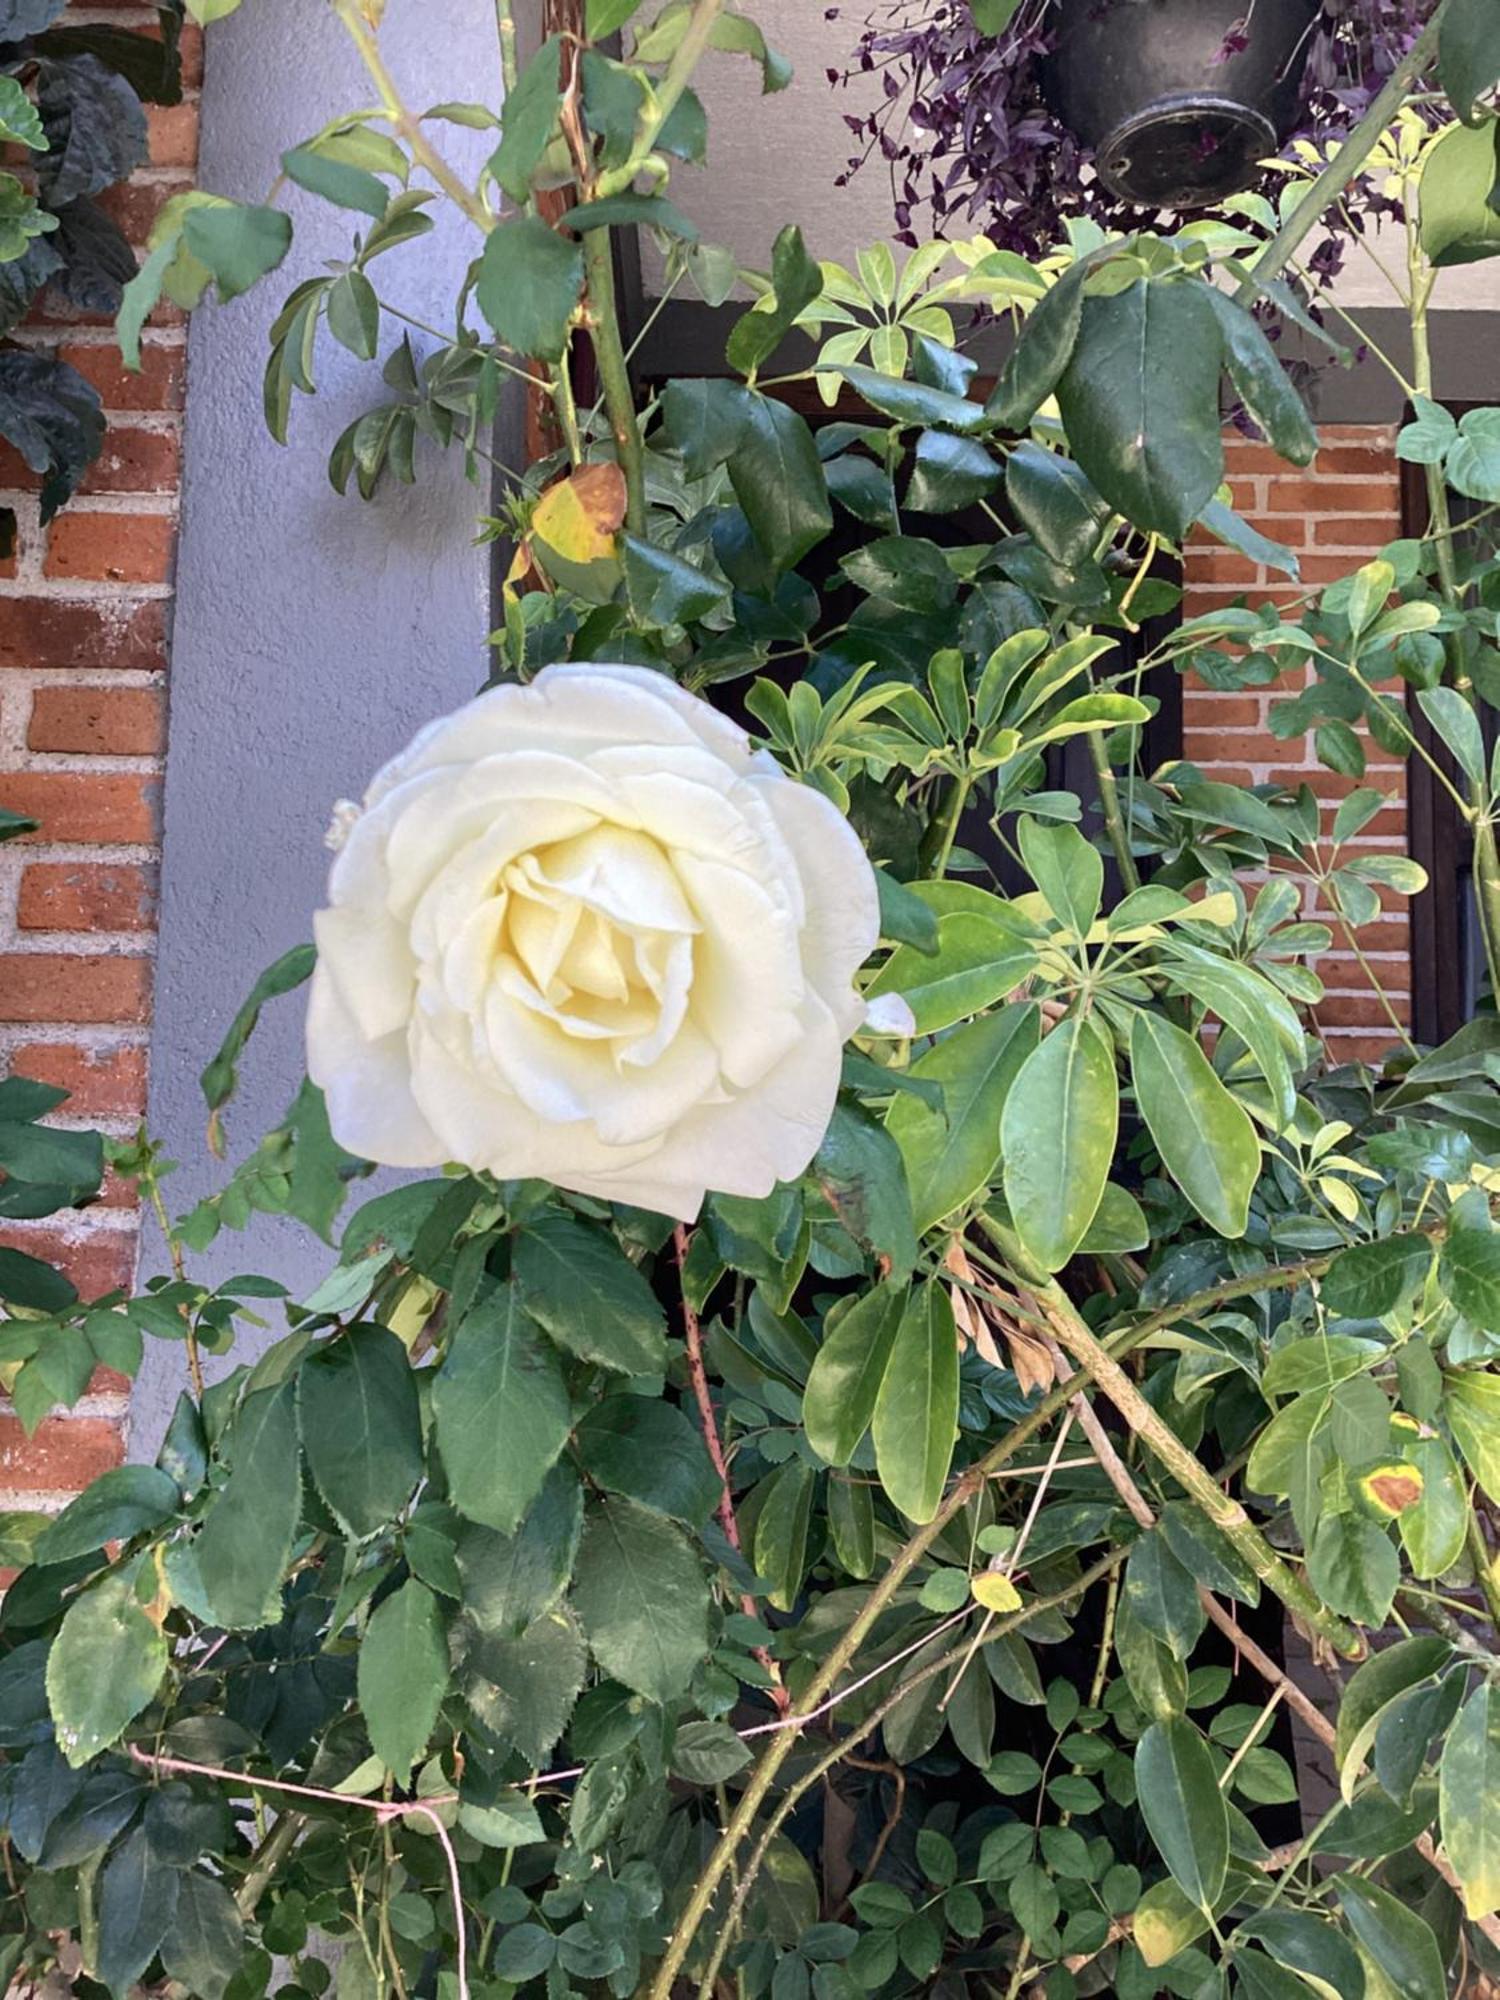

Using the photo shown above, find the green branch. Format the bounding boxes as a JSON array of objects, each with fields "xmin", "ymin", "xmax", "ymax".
[
  {"xmin": 1244, "ymin": 9, "xmax": 1445, "ymax": 294},
  {"xmin": 331, "ymin": 0, "xmax": 493, "ymax": 231},
  {"xmin": 1037, "ymin": 1283, "xmax": 1363, "ymax": 1657},
  {"xmin": 646, "ymin": 1250, "xmax": 1342, "ymax": 1996},
  {"xmin": 582, "ymin": 226, "xmax": 647, "ymax": 533},
  {"xmin": 694, "ymin": 1550, "xmax": 1128, "ymax": 1999}
]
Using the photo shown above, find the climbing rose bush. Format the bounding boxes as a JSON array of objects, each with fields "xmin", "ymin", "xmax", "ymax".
[{"xmin": 307, "ymin": 663, "xmax": 880, "ymax": 1218}]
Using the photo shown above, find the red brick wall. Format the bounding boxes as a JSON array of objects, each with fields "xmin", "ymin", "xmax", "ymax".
[
  {"xmin": 0, "ymin": 7, "xmax": 200, "ymax": 1508},
  {"xmin": 1182, "ymin": 425, "xmax": 1411, "ymax": 1069}
]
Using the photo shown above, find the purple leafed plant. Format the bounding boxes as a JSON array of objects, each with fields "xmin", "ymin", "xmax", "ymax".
[{"xmin": 830, "ymin": 0, "xmax": 1433, "ymax": 287}]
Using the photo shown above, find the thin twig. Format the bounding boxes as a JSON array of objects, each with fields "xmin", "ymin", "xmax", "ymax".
[
  {"xmin": 129, "ymin": 1747, "xmax": 471, "ymax": 1999},
  {"xmin": 674, "ymin": 1225, "xmax": 788, "ymax": 1711}
]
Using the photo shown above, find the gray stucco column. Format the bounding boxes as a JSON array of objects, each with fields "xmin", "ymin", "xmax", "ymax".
[{"xmin": 137, "ymin": 3, "xmax": 507, "ymax": 1451}]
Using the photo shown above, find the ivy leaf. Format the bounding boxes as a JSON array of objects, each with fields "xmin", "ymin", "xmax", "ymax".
[
  {"xmin": 297, "ymin": 1325, "xmax": 424, "ymax": 1541},
  {"xmin": 572, "ymin": 1496, "xmax": 711, "ymax": 1704},
  {"xmin": 433, "ymin": 1285, "xmax": 571, "ymax": 1535},
  {"xmin": 1441, "ymin": 0, "xmax": 1500, "ymax": 123},
  {"xmin": 1057, "ymin": 279, "xmax": 1225, "ymax": 540},
  {"xmin": 1134, "ymin": 1718, "xmax": 1228, "ymax": 1910},
  {"xmin": 46, "ymin": 1572, "xmax": 167, "ymax": 1767},
  {"xmin": 475, "ymin": 213, "xmax": 584, "ymax": 363},
  {"xmin": 872, "ymin": 1282, "xmax": 959, "ymax": 1524},
  {"xmin": 359, "ymin": 1579, "xmax": 448, "ymax": 1781}
]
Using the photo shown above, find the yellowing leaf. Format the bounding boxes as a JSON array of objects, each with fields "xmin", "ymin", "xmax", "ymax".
[
  {"xmin": 530, "ymin": 462, "xmax": 627, "ymax": 565},
  {"xmin": 1355, "ymin": 1461, "xmax": 1425, "ymax": 1519},
  {"xmin": 1178, "ymin": 891, "xmax": 1239, "ymax": 927},
  {"xmin": 972, "ymin": 1572, "xmax": 1022, "ymax": 1614}
]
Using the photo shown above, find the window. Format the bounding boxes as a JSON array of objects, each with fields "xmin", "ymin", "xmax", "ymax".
[{"xmin": 1403, "ymin": 408, "xmax": 1499, "ymax": 1043}]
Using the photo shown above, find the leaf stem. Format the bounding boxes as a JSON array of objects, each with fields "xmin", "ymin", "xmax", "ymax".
[
  {"xmin": 1036, "ymin": 1282, "xmax": 1365, "ymax": 1656},
  {"xmin": 646, "ymin": 1250, "xmax": 1343, "ymax": 1996},
  {"xmin": 693, "ymin": 1551, "xmax": 1126, "ymax": 2000},
  {"xmin": 598, "ymin": 0, "xmax": 728, "ymax": 197},
  {"xmin": 1086, "ymin": 729, "xmax": 1140, "ymax": 893},
  {"xmin": 1465, "ymin": 1512, "xmax": 1500, "ymax": 1635},
  {"xmin": 494, "ymin": 0, "xmax": 519, "ymax": 96},
  {"xmin": 581, "ymin": 225, "xmax": 648, "ymax": 533},
  {"xmin": 674, "ymin": 1226, "xmax": 787, "ymax": 1710},
  {"xmin": 1244, "ymin": 9, "xmax": 1445, "ymax": 294},
  {"xmin": 330, "ymin": 0, "xmax": 493, "ymax": 232}
]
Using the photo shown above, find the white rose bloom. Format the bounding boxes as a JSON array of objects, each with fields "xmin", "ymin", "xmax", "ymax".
[{"xmin": 307, "ymin": 663, "xmax": 880, "ymax": 1221}]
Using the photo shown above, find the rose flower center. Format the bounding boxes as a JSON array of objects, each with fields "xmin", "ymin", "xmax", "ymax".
[{"xmin": 492, "ymin": 823, "xmax": 700, "ymax": 1063}]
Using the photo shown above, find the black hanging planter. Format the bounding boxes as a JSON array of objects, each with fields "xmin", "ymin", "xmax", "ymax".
[{"xmin": 1042, "ymin": 0, "xmax": 1322, "ymax": 210}]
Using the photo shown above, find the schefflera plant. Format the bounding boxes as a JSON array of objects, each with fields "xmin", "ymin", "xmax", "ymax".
[{"xmin": 2, "ymin": 5, "xmax": 1500, "ymax": 2000}]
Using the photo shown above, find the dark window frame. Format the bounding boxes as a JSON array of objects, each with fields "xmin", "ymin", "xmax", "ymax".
[{"xmin": 1403, "ymin": 408, "xmax": 1496, "ymax": 1045}]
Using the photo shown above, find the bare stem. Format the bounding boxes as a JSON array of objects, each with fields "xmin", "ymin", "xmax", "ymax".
[
  {"xmin": 582, "ymin": 226, "xmax": 648, "ymax": 533},
  {"xmin": 1243, "ymin": 10, "xmax": 1444, "ymax": 294},
  {"xmin": 1037, "ymin": 1282, "xmax": 1363, "ymax": 1656},
  {"xmin": 331, "ymin": 0, "xmax": 492, "ymax": 232},
  {"xmin": 1086, "ymin": 730, "xmax": 1140, "ymax": 894},
  {"xmin": 674, "ymin": 1226, "xmax": 787, "ymax": 1710},
  {"xmin": 647, "ymin": 1250, "xmax": 1343, "ymax": 1997}
]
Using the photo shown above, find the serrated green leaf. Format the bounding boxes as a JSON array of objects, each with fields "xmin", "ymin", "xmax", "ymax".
[
  {"xmin": 46, "ymin": 1572, "xmax": 167, "ymax": 1767},
  {"xmin": 572, "ymin": 1497, "xmax": 710, "ymax": 1703},
  {"xmin": 358, "ymin": 1579, "xmax": 447, "ymax": 1781},
  {"xmin": 432, "ymin": 1285, "xmax": 570, "ymax": 1535}
]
